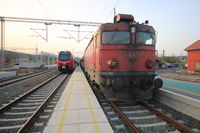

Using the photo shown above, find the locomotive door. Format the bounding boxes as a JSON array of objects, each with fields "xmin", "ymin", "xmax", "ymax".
[{"xmin": 94, "ymin": 35, "xmax": 98, "ymax": 69}]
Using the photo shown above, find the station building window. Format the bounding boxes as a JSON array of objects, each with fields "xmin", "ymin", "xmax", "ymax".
[{"xmin": 196, "ymin": 62, "xmax": 200, "ymax": 69}]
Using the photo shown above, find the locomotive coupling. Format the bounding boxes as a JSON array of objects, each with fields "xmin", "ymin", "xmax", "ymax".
[{"xmin": 112, "ymin": 78, "xmax": 124, "ymax": 91}]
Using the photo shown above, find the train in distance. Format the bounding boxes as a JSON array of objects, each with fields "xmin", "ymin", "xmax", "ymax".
[
  {"xmin": 81, "ymin": 14, "xmax": 163, "ymax": 102},
  {"xmin": 56, "ymin": 51, "xmax": 76, "ymax": 73}
]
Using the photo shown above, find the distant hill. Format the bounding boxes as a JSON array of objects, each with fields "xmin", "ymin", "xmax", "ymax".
[{"xmin": 1, "ymin": 50, "xmax": 55, "ymax": 67}]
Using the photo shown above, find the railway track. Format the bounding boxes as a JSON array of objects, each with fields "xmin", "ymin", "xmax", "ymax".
[
  {"xmin": 110, "ymin": 101, "xmax": 194, "ymax": 133},
  {"xmin": 90, "ymin": 82, "xmax": 196, "ymax": 133},
  {"xmin": 0, "ymin": 72, "xmax": 69, "ymax": 133},
  {"xmin": 0, "ymin": 68, "xmax": 56, "ymax": 87}
]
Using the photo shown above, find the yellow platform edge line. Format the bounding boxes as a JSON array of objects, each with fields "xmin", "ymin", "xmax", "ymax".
[
  {"xmin": 83, "ymin": 81, "xmax": 100, "ymax": 133},
  {"xmin": 163, "ymin": 85, "xmax": 200, "ymax": 97},
  {"xmin": 56, "ymin": 81, "xmax": 74, "ymax": 133}
]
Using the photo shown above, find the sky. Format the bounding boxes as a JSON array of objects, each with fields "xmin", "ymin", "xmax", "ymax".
[{"xmin": 0, "ymin": 0, "xmax": 200, "ymax": 57}]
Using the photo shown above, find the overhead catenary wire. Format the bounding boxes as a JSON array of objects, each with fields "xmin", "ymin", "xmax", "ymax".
[
  {"xmin": 0, "ymin": 1, "xmax": 106, "ymax": 61},
  {"xmin": 63, "ymin": 29, "xmax": 78, "ymax": 42},
  {"xmin": 0, "ymin": 7, "xmax": 30, "ymax": 38},
  {"xmin": 98, "ymin": 0, "xmax": 112, "ymax": 21},
  {"xmin": 38, "ymin": 0, "xmax": 52, "ymax": 19},
  {"xmin": 36, "ymin": 0, "xmax": 53, "ymax": 42},
  {"xmin": 47, "ymin": 0, "xmax": 58, "ymax": 19},
  {"xmin": 46, "ymin": 0, "xmax": 66, "ymax": 41},
  {"xmin": 104, "ymin": 0, "xmax": 120, "ymax": 22}
]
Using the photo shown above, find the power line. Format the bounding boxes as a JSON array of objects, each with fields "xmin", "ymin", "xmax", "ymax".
[
  {"xmin": 47, "ymin": 0, "xmax": 58, "ymax": 18},
  {"xmin": 99, "ymin": 0, "xmax": 111, "ymax": 21},
  {"xmin": 0, "ymin": 8, "xmax": 7, "ymax": 14},
  {"xmin": 104, "ymin": 0, "xmax": 120, "ymax": 21},
  {"xmin": 0, "ymin": 8, "xmax": 29, "ymax": 36},
  {"xmin": 46, "ymin": 0, "xmax": 68, "ymax": 43},
  {"xmin": 38, "ymin": 0, "xmax": 51, "ymax": 18}
]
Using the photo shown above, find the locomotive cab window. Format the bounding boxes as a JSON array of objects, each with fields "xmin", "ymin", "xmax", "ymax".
[
  {"xmin": 59, "ymin": 52, "xmax": 70, "ymax": 61},
  {"xmin": 102, "ymin": 31, "xmax": 130, "ymax": 44},
  {"xmin": 136, "ymin": 32, "xmax": 156, "ymax": 46}
]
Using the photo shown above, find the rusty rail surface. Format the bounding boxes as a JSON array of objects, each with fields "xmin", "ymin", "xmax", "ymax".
[
  {"xmin": 108, "ymin": 101, "xmax": 139, "ymax": 133},
  {"xmin": 17, "ymin": 74, "xmax": 69, "ymax": 133},
  {"xmin": 139, "ymin": 101, "xmax": 194, "ymax": 133},
  {"xmin": 0, "ymin": 72, "xmax": 60, "ymax": 114}
]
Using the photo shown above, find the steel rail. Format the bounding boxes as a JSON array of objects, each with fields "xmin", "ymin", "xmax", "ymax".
[
  {"xmin": 0, "ymin": 69, "xmax": 57, "ymax": 87},
  {"xmin": 139, "ymin": 101, "xmax": 194, "ymax": 133},
  {"xmin": 17, "ymin": 74, "xmax": 69, "ymax": 133},
  {"xmin": 0, "ymin": 72, "xmax": 60, "ymax": 114},
  {"xmin": 108, "ymin": 101, "xmax": 139, "ymax": 133}
]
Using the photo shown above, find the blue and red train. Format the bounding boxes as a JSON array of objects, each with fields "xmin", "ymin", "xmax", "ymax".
[
  {"xmin": 57, "ymin": 51, "xmax": 75, "ymax": 73},
  {"xmin": 81, "ymin": 14, "xmax": 163, "ymax": 102}
]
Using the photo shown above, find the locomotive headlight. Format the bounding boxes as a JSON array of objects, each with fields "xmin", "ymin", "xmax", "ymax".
[
  {"xmin": 146, "ymin": 60, "xmax": 154, "ymax": 68},
  {"xmin": 107, "ymin": 59, "xmax": 118, "ymax": 69}
]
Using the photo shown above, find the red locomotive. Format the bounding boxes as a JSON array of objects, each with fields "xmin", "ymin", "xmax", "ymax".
[
  {"xmin": 57, "ymin": 51, "xmax": 75, "ymax": 73},
  {"xmin": 83, "ymin": 14, "xmax": 163, "ymax": 102}
]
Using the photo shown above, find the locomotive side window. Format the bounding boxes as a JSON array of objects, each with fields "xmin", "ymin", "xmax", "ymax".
[
  {"xmin": 95, "ymin": 35, "xmax": 97, "ymax": 48},
  {"xmin": 136, "ymin": 32, "xmax": 156, "ymax": 45},
  {"xmin": 59, "ymin": 52, "xmax": 71, "ymax": 61},
  {"xmin": 102, "ymin": 31, "xmax": 130, "ymax": 44}
]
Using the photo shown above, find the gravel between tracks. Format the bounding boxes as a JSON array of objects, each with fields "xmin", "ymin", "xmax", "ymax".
[
  {"xmin": 147, "ymin": 100, "xmax": 200, "ymax": 132},
  {"xmin": 26, "ymin": 74, "xmax": 71, "ymax": 133},
  {"xmin": 0, "ymin": 73, "xmax": 70, "ymax": 133},
  {"xmin": 0, "ymin": 71, "xmax": 58, "ymax": 107}
]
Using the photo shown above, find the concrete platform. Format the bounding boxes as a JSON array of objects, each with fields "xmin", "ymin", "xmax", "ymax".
[
  {"xmin": 154, "ymin": 78, "xmax": 200, "ymax": 120},
  {"xmin": 154, "ymin": 88, "xmax": 200, "ymax": 120},
  {"xmin": 161, "ymin": 78, "xmax": 200, "ymax": 100},
  {"xmin": 0, "ymin": 71, "xmax": 16, "ymax": 79},
  {"xmin": 43, "ymin": 67, "xmax": 113, "ymax": 133}
]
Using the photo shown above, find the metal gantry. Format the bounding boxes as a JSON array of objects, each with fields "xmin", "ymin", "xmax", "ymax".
[
  {"xmin": 0, "ymin": 16, "xmax": 102, "ymax": 68},
  {"xmin": 0, "ymin": 16, "xmax": 101, "ymax": 26}
]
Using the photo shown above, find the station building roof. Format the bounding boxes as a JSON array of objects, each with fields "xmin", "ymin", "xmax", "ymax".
[{"xmin": 185, "ymin": 40, "xmax": 200, "ymax": 51}]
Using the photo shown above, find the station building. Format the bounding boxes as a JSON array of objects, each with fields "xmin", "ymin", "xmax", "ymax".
[{"xmin": 185, "ymin": 40, "xmax": 200, "ymax": 72}]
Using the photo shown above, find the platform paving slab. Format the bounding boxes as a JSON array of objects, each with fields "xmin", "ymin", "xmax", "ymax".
[{"xmin": 43, "ymin": 67, "xmax": 114, "ymax": 133}]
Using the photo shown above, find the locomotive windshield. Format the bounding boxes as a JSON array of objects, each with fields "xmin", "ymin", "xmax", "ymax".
[
  {"xmin": 136, "ymin": 32, "xmax": 156, "ymax": 45},
  {"xmin": 59, "ymin": 52, "xmax": 70, "ymax": 61},
  {"xmin": 102, "ymin": 31, "xmax": 130, "ymax": 44}
]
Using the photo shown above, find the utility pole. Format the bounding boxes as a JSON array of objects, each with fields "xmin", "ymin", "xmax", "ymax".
[
  {"xmin": 162, "ymin": 49, "xmax": 165, "ymax": 57},
  {"xmin": 74, "ymin": 24, "xmax": 80, "ymax": 43},
  {"xmin": 114, "ymin": 8, "xmax": 116, "ymax": 17},
  {"xmin": 45, "ymin": 22, "xmax": 52, "ymax": 42},
  {"xmin": 0, "ymin": 17, "xmax": 5, "ymax": 69},
  {"xmin": 30, "ymin": 23, "xmax": 51, "ymax": 43},
  {"xmin": 40, "ymin": 51, "xmax": 43, "ymax": 65}
]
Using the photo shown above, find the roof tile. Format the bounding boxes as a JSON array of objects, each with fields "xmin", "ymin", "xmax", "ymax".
[{"xmin": 184, "ymin": 40, "xmax": 200, "ymax": 51}]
